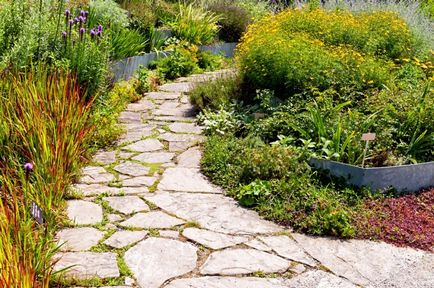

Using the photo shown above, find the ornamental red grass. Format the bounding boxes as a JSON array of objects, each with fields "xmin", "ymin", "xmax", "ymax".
[{"xmin": 355, "ymin": 189, "xmax": 434, "ymax": 252}]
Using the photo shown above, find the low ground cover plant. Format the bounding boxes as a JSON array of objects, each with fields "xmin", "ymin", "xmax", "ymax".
[{"xmin": 193, "ymin": 4, "xmax": 434, "ymax": 249}]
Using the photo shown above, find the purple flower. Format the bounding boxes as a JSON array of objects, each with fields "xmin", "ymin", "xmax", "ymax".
[
  {"xmin": 78, "ymin": 16, "xmax": 85, "ymax": 23},
  {"xmin": 74, "ymin": 17, "xmax": 79, "ymax": 23},
  {"xmin": 62, "ymin": 31, "xmax": 67, "ymax": 38},
  {"xmin": 90, "ymin": 28, "xmax": 96, "ymax": 38},
  {"xmin": 69, "ymin": 19, "xmax": 74, "ymax": 27},
  {"xmin": 79, "ymin": 27, "xmax": 85, "ymax": 35},
  {"xmin": 23, "ymin": 162, "xmax": 33, "ymax": 172},
  {"xmin": 80, "ymin": 10, "xmax": 86, "ymax": 17},
  {"xmin": 97, "ymin": 25, "xmax": 103, "ymax": 32},
  {"xmin": 65, "ymin": 9, "xmax": 70, "ymax": 18},
  {"xmin": 85, "ymin": 11, "xmax": 89, "ymax": 17}
]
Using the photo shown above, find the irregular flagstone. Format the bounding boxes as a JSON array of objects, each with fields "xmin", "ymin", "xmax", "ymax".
[
  {"xmin": 159, "ymin": 230, "xmax": 180, "ymax": 239},
  {"xmin": 155, "ymin": 116, "xmax": 195, "ymax": 122},
  {"xmin": 122, "ymin": 176, "xmax": 157, "ymax": 187},
  {"xmin": 120, "ymin": 211, "xmax": 185, "ymax": 229},
  {"xmin": 159, "ymin": 82, "xmax": 192, "ymax": 93},
  {"xmin": 154, "ymin": 105, "xmax": 195, "ymax": 117},
  {"xmin": 144, "ymin": 192, "xmax": 281, "ymax": 235},
  {"xmin": 132, "ymin": 152, "xmax": 175, "ymax": 163},
  {"xmin": 169, "ymin": 122, "xmax": 202, "ymax": 134},
  {"xmin": 80, "ymin": 167, "xmax": 115, "ymax": 184},
  {"xmin": 104, "ymin": 230, "xmax": 148, "ymax": 249},
  {"xmin": 160, "ymin": 133, "xmax": 204, "ymax": 143},
  {"xmin": 164, "ymin": 277, "xmax": 291, "ymax": 288},
  {"xmin": 176, "ymin": 147, "xmax": 201, "ymax": 168},
  {"xmin": 286, "ymin": 270, "xmax": 357, "ymax": 288},
  {"xmin": 146, "ymin": 91, "xmax": 181, "ymax": 100},
  {"xmin": 92, "ymin": 151, "xmax": 116, "ymax": 165},
  {"xmin": 119, "ymin": 111, "xmax": 142, "ymax": 123},
  {"xmin": 107, "ymin": 213, "xmax": 123, "ymax": 223},
  {"xmin": 118, "ymin": 130, "xmax": 155, "ymax": 144},
  {"xmin": 123, "ymin": 139, "xmax": 164, "ymax": 152},
  {"xmin": 114, "ymin": 161, "xmax": 150, "ymax": 177},
  {"xmin": 124, "ymin": 237, "xmax": 197, "ymax": 288},
  {"xmin": 199, "ymin": 248, "xmax": 290, "ymax": 275},
  {"xmin": 182, "ymin": 228, "xmax": 248, "ymax": 250},
  {"xmin": 292, "ymin": 233, "xmax": 434, "ymax": 287},
  {"xmin": 70, "ymin": 184, "xmax": 120, "ymax": 197},
  {"xmin": 169, "ymin": 141, "xmax": 195, "ymax": 152},
  {"xmin": 67, "ymin": 200, "xmax": 103, "ymax": 225},
  {"xmin": 158, "ymin": 168, "xmax": 221, "ymax": 193},
  {"xmin": 56, "ymin": 227, "xmax": 105, "ymax": 251},
  {"xmin": 126, "ymin": 100, "xmax": 155, "ymax": 112},
  {"xmin": 289, "ymin": 263, "xmax": 306, "ymax": 275},
  {"xmin": 120, "ymin": 186, "xmax": 150, "ymax": 194},
  {"xmin": 245, "ymin": 238, "xmax": 273, "ymax": 252},
  {"xmin": 103, "ymin": 196, "xmax": 150, "ymax": 214},
  {"xmin": 54, "ymin": 252, "xmax": 119, "ymax": 279},
  {"xmin": 257, "ymin": 235, "xmax": 316, "ymax": 266}
]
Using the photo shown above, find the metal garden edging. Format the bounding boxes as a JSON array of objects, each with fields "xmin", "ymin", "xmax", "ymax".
[{"xmin": 309, "ymin": 158, "xmax": 434, "ymax": 194}]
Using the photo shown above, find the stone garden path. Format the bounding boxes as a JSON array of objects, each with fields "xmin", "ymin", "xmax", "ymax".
[{"xmin": 54, "ymin": 70, "xmax": 434, "ymax": 288}]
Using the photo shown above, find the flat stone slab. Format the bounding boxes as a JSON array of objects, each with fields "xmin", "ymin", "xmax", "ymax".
[
  {"xmin": 133, "ymin": 152, "xmax": 175, "ymax": 163},
  {"xmin": 123, "ymin": 139, "xmax": 164, "ymax": 152},
  {"xmin": 257, "ymin": 235, "xmax": 316, "ymax": 266},
  {"xmin": 158, "ymin": 168, "xmax": 221, "ymax": 193},
  {"xmin": 107, "ymin": 213, "xmax": 123, "ymax": 222},
  {"xmin": 200, "ymin": 248, "xmax": 290, "ymax": 275},
  {"xmin": 70, "ymin": 184, "xmax": 121, "ymax": 197},
  {"xmin": 80, "ymin": 166, "xmax": 115, "ymax": 184},
  {"xmin": 159, "ymin": 230, "xmax": 179, "ymax": 239},
  {"xmin": 177, "ymin": 147, "xmax": 201, "ymax": 168},
  {"xmin": 54, "ymin": 252, "xmax": 119, "ymax": 279},
  {"xmin": 56, "ymin": 227, "xmax": 105, "ymax": 251},
  {"xmin": 160, "ymin": 133, "xmax": 204, "ymax": 143},
  {"xmin": 104, "ymin": 196, "xmax": 150, "ymax": 215},
  {"xmin": 67, "ymin": 200, "xmax": 103, "ymax": 225},
  {"xmin": 165, "ymin": 277, "xmax": 291, "ymax": 288},
  {"xmin": 182, "ymin": 228, "xmax": 248, "ymax": 250},
  {"xmin": 169, "ymin": 122, "xmax": 202, "ymax": 134},
  {"xmin": 159, "ymin": 82, "xmax": 192, "ymax": 93},
  {"xmin": 119, "ymin": 111, "xmax": 142, "ymax": 123},
  {"xmin": 169, "ymin": 141, "xmax": 195, "ymax": 152},
  {"xmin": 124, "ymin": 237, "xmax": 197, "ymax": 288},
  {"xmin": 126, "ymin": 100, "xmax": 154, "ymax": 112},
  {"xmin": 120, "ymin": 211, "xmax": 185, "ymax": 229},
  {"xmin": 104, "ymin": 230, "xmax": 148, "ymax": 249},
  {"xmin": 92, "ymin": 151, "xmax": 116, "ymax": 165},
  {"xmin": 146, "ymin": 91, "xmax": 181, "ymax": 100},
  {"xmin": 245, "ymin": 238, "xmax": 273, "ymax": 252},
  {"xmin": 145, "ymin": 192, "xmax": 281, "ymax": 235},
  {"xmin": 292, "ymin": 233, "xmax": 434, "ymax": 287},
  {"xmin": 114, "ymin": 162, "xmax": 150, "ymax": 177},
  {"xmin": 286, "ymin": 270, "xmax": 357, "ymax": 288},
  {"xmin": 122, "ymin": 176, "xmax": 157, "ymax": 187}
]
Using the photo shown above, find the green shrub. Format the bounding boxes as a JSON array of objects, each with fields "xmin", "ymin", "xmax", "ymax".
[
  {"xmin": 197, "ymin": 51, "xmax": 223, "ymax": 71},
  {"xmin": 88, "ymin": 0, "xmax": 129, "ymax": 28},
  {"xmin": 190, "ymin": 74, "xmax": 241, "ymax": 110},
  {"xmin": 135, "ymin": 65, "xmax": 151, "ymax": 94},
  {"xmin": 91, "ymin": 79, "xmax": 142, "ymax": 148},
  {"xmin": 169, "ymin": 3, "xmax": 220, "ymax": 45},
  {"xmin": 209, "ymin": 1, "xmax": 251, "ymax": 42},
  {"xmin": 152, "ymin": 42, "xmax": 201, "ymax": 80}
]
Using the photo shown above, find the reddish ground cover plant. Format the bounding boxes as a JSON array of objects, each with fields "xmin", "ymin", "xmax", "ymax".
[{"xmin": 355, "ymin": 188, "xmax": 434, "ymax": 252}]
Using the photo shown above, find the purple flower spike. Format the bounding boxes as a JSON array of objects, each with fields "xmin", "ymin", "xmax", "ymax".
[
  {"xmin": 24, "ymin": 162, "xmax": 33, "ymax": 172},
  {"xmin": 79, "ymin": 16, "xmax": 85, "ymax": 23},
  {"xmin": 74, "ymin": 17, "xmax": 79, "ymax": 23},
  {"xmin": 80, "ymin": 10, "xmax": 85, "ymax": 17},
  {"xmin": 65, "ymin": 9, "xmax": 70, "ymax": 18},
  {"xmin": 79, "ymin": 27, "xmax": 85, "ymax": 35},
  {"xmin": 90, "ymin": 28, "xmax": 96, "ymax": 38},
  {"xmin": 85, "ymin": 11, "xmax": 89, "ymax": 17},
  {"xmin": 69, "ymin": 19, "xmax": 74, "ymax": 26},
  {"xmin": 98, "ymin": 25, "xmax": 103, "ymax": 32},
  {"xmin": 62, "ymin": 31, "xmax": 67, "ymax": 38}
]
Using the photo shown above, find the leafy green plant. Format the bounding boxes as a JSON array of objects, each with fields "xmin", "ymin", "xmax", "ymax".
[
  {"xmin": 135, "ymin": 65, "xmax": 151, "ymax": 94},
  {"xmin": 169, "ymin": 3, "xmax": 220, "ymax": 45},
  {"xmin": 109, "ymin": 25, "xmax": 147, "ymax": 59},
  {"xmin": 209, "ymin": 1, "xmax": 251, "ymax": 42}
]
